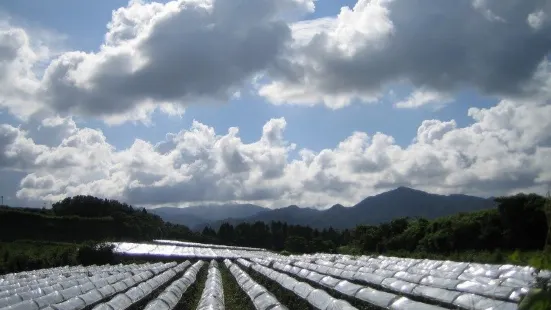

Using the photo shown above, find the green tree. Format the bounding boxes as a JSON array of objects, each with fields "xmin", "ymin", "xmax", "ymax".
[
  {"xmin": 284, "ymin": 236, "xmax": 308, "ymax": 253},
  {"xmin": 76, "ymin": 243, "xmax": 116, "ymax": 266},
  {"xmin": 218, "ymin": 223, "xmax": 235, "ymax": 245},
  {"xmin": 544, "ymin": 192, "xmax": 551, "ymax": 252}
]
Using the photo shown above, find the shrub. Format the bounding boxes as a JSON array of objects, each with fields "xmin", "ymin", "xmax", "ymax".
[{"xmin": 76, "ymin": 242, "xmax": 116, "ymax": 266}]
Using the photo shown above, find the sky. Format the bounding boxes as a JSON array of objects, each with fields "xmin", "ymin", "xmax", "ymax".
[{"xmin": 0, "ymin": 0, "xmax": 550, "ymax": 209}]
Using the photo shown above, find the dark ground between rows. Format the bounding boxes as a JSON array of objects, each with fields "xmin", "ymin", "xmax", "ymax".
[
  {"xmin": 172, "ymin": 261, "xmax": 208, "ymax": 310},
  {"xmin": 219, "ymin": 261, "xmax": 257, "ymax": 310},
  {"xmin": 127, "ymin": 263, "xmax": 189, "ymax": 310},
  {"xmin": 243, "ymin": 262, "xmax": 315, "ymax": 309}
]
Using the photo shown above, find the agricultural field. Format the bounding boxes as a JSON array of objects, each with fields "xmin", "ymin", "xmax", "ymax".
[{"xmin": 0, "ymin": 240, "xmax": 548, "ymax": 310}]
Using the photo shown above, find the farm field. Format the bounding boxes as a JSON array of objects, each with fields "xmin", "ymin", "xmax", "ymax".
[{"xmin": 0, "ymin": 240, "xmax": 548, "ymax": 310}]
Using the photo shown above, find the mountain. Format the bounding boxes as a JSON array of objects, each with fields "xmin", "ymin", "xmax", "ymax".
[
  {"xmin": 151, "ymin": 203, "xmax": 266, "ymax": 227},
  {"xmin": 333, "ymin": 186, "xmax": 497, "ymax": 227},
  {"xmin": 192, "ymin": 205, "xmax": 321, "ymax": 231},
  {"xmin": 197, "ymin": 187, "xmax": 497, "ymax": 230},
  {"xmin": 148, "ymin": 208, "xmax": 207, "ymax": 227},
  {"xmin": 234, "ymin": 205, "xmax": 322, "ymax": 225}
]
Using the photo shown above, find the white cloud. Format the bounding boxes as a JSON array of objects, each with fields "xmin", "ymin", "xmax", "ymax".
[
  {"xmin": 0, "ymin": 124, "xmax": 47, "ymax": 171},
  {"xmin": 414, "ymin": 120, "xmax": 457, "ymax": 145},
  {"xmin": 394, "ymin": 89, "xmax": 453, "ymax": 109},
  {"xmin": 527, "ymin": 10, "xmax": 547, "ymax": 30},
  {"xmin": 0, "ymin": 0, "xmax": 550, "ymax": 209},
  {"xmin": 1, "ymin": 95, "xmax": 550, "ymax": 208},
  {"xmin": 0, "ymin": 0, "xmax": 314, "ymax": 124},
  {"xmin": 2, "ymin": 0, "xmax": 550, "ymax": 121},
  {"xmin": 261, "ymin": 0, "xmax": 551, "ymax": 107},
  {"xmin": 0, "ymin": 27, "xmax": 43, "ymax": 119},
  {"xmin": 471, "ymin": 0, "xmax": 506, "ymax": 22}
]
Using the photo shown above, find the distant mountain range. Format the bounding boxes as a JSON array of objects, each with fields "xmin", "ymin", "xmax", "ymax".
[
  {"xmin": 150, "ymin": 203, "xmax": 266, "ymax": 228},
  {"xmin": 151, "ymin": 187, "xmax": 497, "ymax": 230}
]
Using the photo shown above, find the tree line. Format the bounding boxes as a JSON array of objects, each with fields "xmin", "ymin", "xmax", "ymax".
[
  {"xmin": 198, "ymin": 193, "xmax": 550, "ymax": 257},
  {"xmin": 0, "ymin": 196, "xmax": 197, "ymax": 243},
  {"xmin": 1, "ymin": 193, "xmax": 550, "ymax": 262}
]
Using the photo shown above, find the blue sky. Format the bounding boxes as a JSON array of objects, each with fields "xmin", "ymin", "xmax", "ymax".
[
  {"xmin": 0, "ymin": 0, "xmax": 549, "ymax": 208},
  {"xmin": 0, "ymin": 0, "xmax": 497, "ymax": 151}
]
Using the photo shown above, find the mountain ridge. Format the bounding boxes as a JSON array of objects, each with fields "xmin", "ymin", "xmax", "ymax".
[
  {"xmin": 191, "ymin": 187, "xmax": 497, "ymax": 230},
  {"xmin": 150, "ymin": 203, "xmax": 266, "ymax": 227}
]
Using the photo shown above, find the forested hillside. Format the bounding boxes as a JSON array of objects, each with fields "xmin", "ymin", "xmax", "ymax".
[
  {"xmin": 1, "ymin": 192, "xmax": 550, "ymax": 273},
  {"xmin": 196, "ymin": 193, "xmax": 549, "ymax": 257},
  {"xmin": 0, "ymin": 196, "xmax": 196, "ymax": 243}
]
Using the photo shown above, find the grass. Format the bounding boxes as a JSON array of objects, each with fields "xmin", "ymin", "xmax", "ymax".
[
  {"xmin": 0, "ymin": 241, "xmax": 78, "ymax": 274},
  {"xmin": 219, "ymin": 261, "xmax": 256, "ymax": 310},
  {"xmin": 126, "ymin": 262, "xmax": 188, "ymax": 310},
  {"xmin": 174, "ymin": 260, "xmax": 208, "ymax": 310},
  {"xmin": 519, "ymin": 289, "xmax": 551, "ymax": 310},
  {"xmin": 244, "ymin": 263, "xmax": 314, "ymax": 310}
]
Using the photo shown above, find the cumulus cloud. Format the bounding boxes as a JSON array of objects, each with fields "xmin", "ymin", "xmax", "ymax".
[
  {"xmin": 527, "ymin": 9, "xmax": 548, "ymax": 30},
  {"xmin": 2, "ymin": 0, "xmax": 550, "ymax": 122},
  {"xmin": 1, "ymin": 95, "xmax": 550, "ymax": 208},
  {"xmin": 0, "ymin": 0, "xmax": 550, "ymax": 208},
  {"xmin": 0, "ymin": 124, "xmax": 47, "ymax": 170},
  {"xmin": 261, "ymin": 0, "xmax": 551, "ymax": 107},
  {"xmin": 394, "ymin": 89, "xmax": 453, "ymax": 109},
  {"xmin": 0, "ymin": 27, "xmax": 43, "ymax": 118},
  {"xmin": 0, "ymin": 0, "xmax": 314, "ymax": 124}
]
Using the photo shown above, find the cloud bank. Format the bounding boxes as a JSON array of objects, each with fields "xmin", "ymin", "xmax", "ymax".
[
  {"xmin": 262, "ymin": 0, "xmax": 551, "ymax": 108},
  {"xmin": 0, "ymin": 0, "xmax": 550, "ymax": 208},
  {"xmin": 2, "ymin": 96, "xmax": 550, "ymax": 208}
]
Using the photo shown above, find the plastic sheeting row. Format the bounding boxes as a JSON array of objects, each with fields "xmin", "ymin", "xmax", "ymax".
[
  {"xmin": 224, "ymin": 259, "xmax": 287, "ymax": 310},
  {"xmin": 89, "ymin": 261, "xmax": 191, "ymax": 310},
  {"xmin": 1, "ymin": 264, "xmax": 107, "ymax": 288},
  {"xmin": 0, "ymin": 262, "xmax": 178, "ymax": 310},
  {"xmin": 238, "ymin": 259, "xmax": 358, "ymax": 310},
  {"xmin": 0, "ymin": 262, "xmax": 164, "ymax": 280},
  {"xmin": 330, "ymin": 256, "xmax": 535, "ymax": 290},
  {"xmin": 289, "ymin": 258, "xmax": 526, "ymax": 306},
  {"xmin": 0, "ymin": 262, "xmax": 174, "ymax": 304},
  {"xmin": 258, "ymin": 259, "xmax": 448, "ymax": 310},
  {"xmin": 0, "ymin": 266, "xmax": 170, "ymax": 301},
  {"xmin": 197, "ymin": 260, "xmax": 225, "ymax": 310},
  {"xmin": 317, "ymin": 258, "xmax": 529, "ymax": 302},
  {"xmin": 109, "ymin": 242, "xmax": 275, "ymax": 260},
  {"xmin": 289, "ymin": 253, "xmax": 541, "ymax": 288},
  {"xmin": 0, "ymin": 262, "xmax": 169, "ymax": 292},
  {"xmin": 0, "ymin": 265, "xmax": 86, "ymax": 282},
  {"xmin": 143, "ymin": 260, "xmax": 205, "ymax": 310},
  {"xmin": 266, "ymin": 259, "xmax": 519, "ymax": 310},
  {"xmin": 154, "ymin": 239, "xmax": 268, "ymax": 252}
]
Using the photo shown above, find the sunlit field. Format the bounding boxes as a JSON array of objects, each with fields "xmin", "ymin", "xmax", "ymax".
[{"xmin": 1, "ymin": 239, "xmax": 546, "ymax": 310}]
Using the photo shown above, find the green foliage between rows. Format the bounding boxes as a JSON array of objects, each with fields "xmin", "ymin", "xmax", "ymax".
[
  {"xmin": 219, "ymin": 262, "xmax": 256, "ymax": 309},
  {"xmin": 174, "ymin": 262, "xmax": 207, "ymax": 310},
  {"xmin": 244, "ymin": 264, "xmax": 314, "ymax": 309}
]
